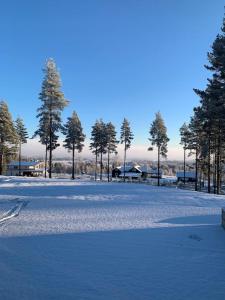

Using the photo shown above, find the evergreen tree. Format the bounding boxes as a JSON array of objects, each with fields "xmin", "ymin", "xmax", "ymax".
[
  {"xmin": 63, "ymin": 111, "xmax": 85, "ymax": 179},
  {"xmin": 105, "ymin": 122, "xmax": 118, "ymax": 182},
  {"xmin": 192, "ymin": 15, "xmax": 225, "ymax": 194},
  {"xmin": 187, "ymin": 109, "xmax": 203, "ymax": 191},
  {"xmin": 37, "ymin": 58, "xmax": 68, "ymax": 178},
  {"xmin": 149, "ymin": 112, "xmax": 169, "ymax": 186},
  {"xmin": 33, "ymin": 114, "xmax": 59, "ymax": 178},
  {"xmin": 0, "ymin": 101, "xmax": 18, "ymax": 175},
  {"xmin": 98, "ymin": 119, "xmax": 107, "ymax": 180},
  {"xmin": 90, "ymin": 120, "xmax": 101, "ymax": 181},
  {"xmin": 120, "ymin": 118, "xmax": 133, "ymax": 181},
  {"xmin": 179, "ymin": 123, "xmax": 191, "ymax": 184},
  {"xmin": 15, "ymin": 117, "xmax": 29, "ymax": 176}
]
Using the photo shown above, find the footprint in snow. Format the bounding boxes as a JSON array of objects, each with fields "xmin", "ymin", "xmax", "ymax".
[{"xmin": 188, "ymin": 234, "xmax": 202, "ymax": 242}]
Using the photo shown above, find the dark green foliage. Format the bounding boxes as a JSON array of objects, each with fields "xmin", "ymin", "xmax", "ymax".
[
  {"xmin": 63, "ymin": 111, "xmax": 85, "ymax": 179},
  {"xmin": 0, "ymin": 101, "xmax": 18, "ymax": 174},
  {"xmin": 105, "ymin": 122, "xmax": 118, "ymax": 181},
  {"xmin": 15, "ymin": 117, "xmax": 29, "ymax": 176},
  {"xmin": 120, "ymin": 118, "xmax": 133, "ymax": 181},
  {"xmin": 90, "ymin": 119, "xmax": 107, "ymax": 180},
  {"xmin": 149, "ymin": 112, "xmax": 169, "ymax": 186},
  {"xmin": 37, "ymin": 58, "xmax": 68, "ymax": 178}
]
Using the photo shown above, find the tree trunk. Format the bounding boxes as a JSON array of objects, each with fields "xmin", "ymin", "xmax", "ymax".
[
  {"xmin": 216, "ymin": 135, "xmax": 221, "ymax": 194},
  {"xmin": 157, "ymin": 146, "xmax": 160, "ymax": 187},
  {"xmin": 207, "ymin": 136, "xmax": 211, "ymax": 194},
  {"xmin": 213, "ymin": 151, "xmax": 216, "ymax": 194},
  {"xmin": 195, "ymin": 150, "xmax": 198, "ymax": 192},
  {"xmin": 72, "ymin": 144, "xmax": 75, "ymax": 180},
  {"xmin": 49, "ymin": 114, "xmax": 53, "ymax": 179},
  {"xmin": 18, "ymin": 141, "xmax": 22, "ymax": 176},
  {"xmin": 95, "ymin": 150, "xmax": 97, "ymax": 181},
  {"xmin": 100, "ymin": 151, "xmax": 103, "ymax": 180},
  {"xmin": 107, "ymin": 149, "xmax": 110, "ymax": 182},
  {"xmin": 184, "ymin": 147, "xmax": 186, "ymax": 185},
  {"xmin": 44, "ymin": 144, "xmax": 48, "ymax": 178},
  {"xmin": 123, "ymin": 144, "xmax": 126, "ymax": 182}
]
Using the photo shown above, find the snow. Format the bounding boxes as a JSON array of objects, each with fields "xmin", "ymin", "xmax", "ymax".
[{"xmin": 0, "ymin": 176, "xmax": 225, "ymax": 299}]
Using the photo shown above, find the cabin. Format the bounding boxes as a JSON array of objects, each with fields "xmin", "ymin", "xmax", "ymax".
[
  {"xmin": 7, "ymin": 161, "xmax": 45, "ymax": 177},
  {"xmin": 176, "ymin": 171, "xmax": 196, "ymax": 182},
  {"xmin": 141, "ymin": 165, "xmax": 162, "ymax": 178},
  {"xmin": 112, "ymin": 164, "xmax": 162, "ymax": 179},
  {"xmin": 112, "ymin": 165, "xmax": 142, "ymax": 179}
]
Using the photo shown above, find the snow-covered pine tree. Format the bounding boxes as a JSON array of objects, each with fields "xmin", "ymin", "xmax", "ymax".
[
  {"xmin": 37, "ymin": 58, "xmax": 68, "ymax": 178},
  {"xmin": 98, "ymin": 119, "xmax": 107, "ymax": 180},
  {"xmin": 15, "ymin": 117, "xmax": 29, "ymax": 176},
  {"xmin": 63, "ymin": 111, "xmax": 85, "ymax": 179},
  {"xmin": 187, "ymin": 108, "xmax": 204, "ymax": 192},
  {"xmin": 179, "ymin": 122, "xmax": 191, "ymax": 185},
  {"xmin": 0, "ymin": 101, "xmax": 18, "ymax": 175},
  {"xmin": 149, "ymin": 112, "xmax": 169, "ymax": 186},
  {"xmin": 105, "ymin": 122, "xmax": 118, "ymax": 182},
  {"xmin": 90, "ymin": 120, "xmax": 101, "ymax": 181},
  {"xmin": 89, "ymin": 119, "xmax": 107, "ymax": 181},
  {"xmin": 33, "ymin": 116, "xmax": 49, "ymax": 178},
  {"xmin": 120, "ymin": 118, "xmax": 133, "ymax": 182}
]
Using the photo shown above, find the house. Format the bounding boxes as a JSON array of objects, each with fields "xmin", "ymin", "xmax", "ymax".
[
  {"xmin": 112, "ymin": 164, "xmax": 162, "ymax": 179},
  {"xmin": 141, "ymin": 165, "xmax": 162, "ymax": 178},
  {"xmin": 7, "ymin": 161, "xmax": 45, "ymax": 177},
  {"xmin": 176, "ymin": 171, "xmax": 196, "ymax": 182},
  {"xmin": 112, "ymin": 165, "xmax": 142, "ymax": 179}
]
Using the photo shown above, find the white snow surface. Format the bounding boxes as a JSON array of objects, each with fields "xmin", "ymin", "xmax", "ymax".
[{"xmin": 0, "ymin": 176, "xmax": 225, "ymax": 299}]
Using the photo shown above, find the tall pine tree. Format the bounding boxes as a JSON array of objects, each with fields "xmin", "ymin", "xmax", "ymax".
[
  {"xmin": 120, "ymin": 118, "xmax": 133, "ymax": 181},
  {"xmin": 37, "ymin": 58, "xmax": 68, "ymax": 178},
  {"xmin": 105, "ymin": 122, "xmax": 118, "ymax": 182},
  {"xmin": 0, "ymin": 101, "xmax": 18, "ymax": 175},
  {"xmin": 63, "ymin": 111, "xmax": 85, "ymax": 179},
  {"xmin": 15, "ymin": 117, "xmax": 29, "ymax": 176},
  {"xmin": 179, "ymin": 122, "xmax": 191, "ymax": 185},
  {"xmin": 149, "ymin": 112, "xmax": 169, "ymax": 186},
  {"xmin": 90, "ymin": 120, "xmax": 101, "ymax": 181}
]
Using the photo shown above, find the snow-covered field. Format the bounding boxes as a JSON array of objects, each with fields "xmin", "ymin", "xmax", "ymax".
[{"xmin": 0, "ymin": 177, "xmax": 225, "ymax": 300}]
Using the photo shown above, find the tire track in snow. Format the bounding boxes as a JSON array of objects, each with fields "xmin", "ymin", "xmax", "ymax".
[{"xmin": 0, "ymin": 198, "xmax": 29, "ymax": 226}]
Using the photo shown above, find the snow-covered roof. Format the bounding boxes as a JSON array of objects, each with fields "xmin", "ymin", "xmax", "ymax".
[
  {"xmin": 117, "ymin": 165, "xmax": 142, "ymax": 173},
  {"xmin": 8, "ymin": 161, "xmax": 41, "ymax": 167},
  {"xmin": 141, "ymin": 165, "xmax": 162, "ymax": 174}
]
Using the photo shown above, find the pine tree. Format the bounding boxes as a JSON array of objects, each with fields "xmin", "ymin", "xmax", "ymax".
[
  {"xmin": 187, "ymin": 108, "xmax": 204, "ymax": 192},
  {"xmin": 149, "ymin": 112, "xmax": 169, "ymax": 186},
  {"xmin": 179, "ymin": 123, "xmax": 191, "ymax": 184},
  {"xmin": 90, "ymin": 120, "xmax": 101, "ymax": 181},
  {"xmin": 0, "ymin": 101, "xmax": 18, "ymax": 175},
  {"xmin": 192, "ymin": 15, "xmax": 225, "ymax": 194},
  {"xmin": 63, "ymin": 111, "xmax": 85, "ymax": 179},
  {"xmin": 105, "ymin": 122, "xmax": 118, "ymax": 182},
  {"xmin": 98, "ymin": 120, "xmax": 107, "ymax": 180},
  {"xmin": 37, "ymin": 58, "xmax": 68, "ymax": 178},
  {"xmin": 120, "ymin": 118, "xmax": 133, "ymax": 181},
  {"xmin": 15, "ymin": 117, "xmax": 29, "ymax": 176},
  {"xmin": 33, "ymin": 117, "xmax": 49, "ymax": 178}
]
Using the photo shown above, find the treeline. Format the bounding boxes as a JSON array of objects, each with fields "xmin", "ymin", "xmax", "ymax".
[
  {"xmin": 1, "ymin": 59, "xmax": 170, "ymax": 182},
  {"xmin": 180, "ymin": 15, "xmax": 225, "ymax": 194}
]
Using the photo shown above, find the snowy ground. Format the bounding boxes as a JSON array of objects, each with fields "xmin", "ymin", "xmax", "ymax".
[{"xmin": 0, "ymin": 177, "xmax": 225, "ymax": 299}]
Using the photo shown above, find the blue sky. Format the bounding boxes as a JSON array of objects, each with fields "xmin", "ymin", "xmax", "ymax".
[{"xmin": 0, "ymin": 0, "xmax": 224, "ymax": 159}]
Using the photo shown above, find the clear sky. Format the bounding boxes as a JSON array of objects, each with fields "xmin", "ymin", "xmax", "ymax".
[{"xmin": 0, "ymin": 0, "xmax": 224, "ymax": 160}]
